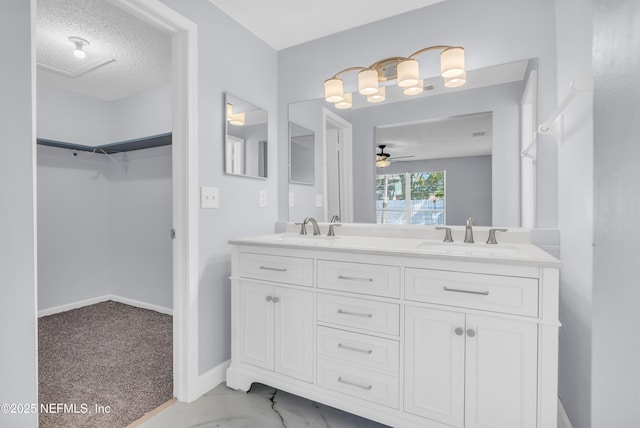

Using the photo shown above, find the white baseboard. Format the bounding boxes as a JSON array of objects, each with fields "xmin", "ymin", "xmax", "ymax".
[
  {"xmin": 558, "ymin": 397, "xmax": 573, "ymax": 428},
  {"xmin": 196, "ymin": 359, "xmax": 230, "ymax": 399},
  {"xmin": 38, "ymin": 294, "xmax": 172, "ymax": 317}
]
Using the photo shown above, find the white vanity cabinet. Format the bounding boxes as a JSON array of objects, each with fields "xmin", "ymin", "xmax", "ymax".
[
  {"xmin": 227, "ymin": 237, "xmax": 560, "ymax": 428},
  {"xmin": 238, "ymin": 281, "xmax": 314, "ymax": 383},
  {"xmin": 404, "ymin": 306, "xmax": 537, "ymax": 428}
]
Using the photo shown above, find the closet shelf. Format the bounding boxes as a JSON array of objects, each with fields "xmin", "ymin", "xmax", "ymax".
[{"xmin": 36, "ymin": 132, "xmax": 172, "ymax": 154}]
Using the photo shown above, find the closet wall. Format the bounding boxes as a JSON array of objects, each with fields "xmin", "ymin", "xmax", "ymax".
[{"xmin": 37, "ymin": 83, "xmax": 173, "ymax": 314}]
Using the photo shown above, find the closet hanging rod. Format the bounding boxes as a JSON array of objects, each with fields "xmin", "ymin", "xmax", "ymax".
[
  {"xmin": 94, "ymin": 148, "xmax": 128, "ymax": 173},
  {"xmin": 538, "ymin": 76, "xmax": 593, "ymax": 135}
]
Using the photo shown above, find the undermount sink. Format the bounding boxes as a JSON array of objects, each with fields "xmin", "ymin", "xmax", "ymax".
[{"xmin": 415, "ymin": 241, "xmax": 520, "ymax": 255}]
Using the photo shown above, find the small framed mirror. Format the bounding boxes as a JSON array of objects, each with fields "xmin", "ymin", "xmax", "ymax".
[
  {"xmin": 225, "ymin": 93, "xmax": 268, "ymax": 178},
  {"xmin": 289, "ymin": 122, "xmax": 315, "ymax": 185}
]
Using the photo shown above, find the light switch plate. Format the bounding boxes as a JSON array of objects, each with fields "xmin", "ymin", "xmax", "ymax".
[
  {"xmin": 259, "ymin": 190, "xmax": 267, "ymax": 208},
  {"xmin": 289, "ymin": 192, "xmax": 294, "ymax": 208},
  {"xmin": 315, "ymin": 194, "xmax": 323, "ymax": 208},
  {"xmin": 201, "ymin": 186, "xmax": 219, "ymax": 209}
]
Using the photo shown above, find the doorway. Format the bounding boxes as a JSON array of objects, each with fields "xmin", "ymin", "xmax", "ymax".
[
  {"xmin": 322, "ymin": 108, "xmax": 353, "ymax": 222},
  {"xmin": 34, "ymin": 0, "xmax": 198, "ymax": 404}
]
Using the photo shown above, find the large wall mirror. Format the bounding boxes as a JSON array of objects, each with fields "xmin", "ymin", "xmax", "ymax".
[
  {"xmin": 287, "ymin": 58, "xmax": 538, "ymax": 227},
  {"xmin": 225, "ymin": 93, "xmax": 268, "ymax": 178}
]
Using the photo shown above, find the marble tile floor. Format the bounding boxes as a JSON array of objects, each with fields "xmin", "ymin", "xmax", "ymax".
[{"xmin": 139, "ymin": 383, "xmax": 390, "ymax": 428}]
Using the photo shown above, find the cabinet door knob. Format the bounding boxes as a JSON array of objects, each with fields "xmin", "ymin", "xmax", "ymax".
[
  {"xmin": 265, "ymin": 296, "xmax": 272, "ymax": 302},
  {"xmin": 467, "ymin": 329, "xmax": 476, "ymax": 338},
  {"xmin": 272, "ymin": 296, "xmax": 279, "ymax": 303},
  {"xmin": 455, "ymin": 327, "xmax": 464, "ymax": 336}
]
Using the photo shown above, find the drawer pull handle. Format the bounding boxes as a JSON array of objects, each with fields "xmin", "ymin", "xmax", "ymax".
[
  {"xmin": 337, "ymin": 309, "xmax": 373, "ymax": 318},
  {"xmin": 337, "ymin": 376, "xmax": 372, "ymax": 390},
  {"xmin": 338, "ymin": 343, "xmax": 373, "ymax": 354},
  {"xmin": 443, "ymin": 286, "xmax": 489, "ymax": 296},
  {"xmin": 338, "ymin": 275, "xmax": 374, "ymax": 282},
  {"xmin": 259, "ymin": 266, "xmax": 287, "ymax": 272}
]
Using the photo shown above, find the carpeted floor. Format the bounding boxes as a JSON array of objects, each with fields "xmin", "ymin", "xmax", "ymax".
[{"xmin": 38, "ymin": 300, "xmax": 173, "ymax": 428}]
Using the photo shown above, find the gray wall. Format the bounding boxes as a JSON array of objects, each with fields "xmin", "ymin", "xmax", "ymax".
[
  {"xmin": 555, "ymin": 0, "xmax": 594, "ymax": 426},
  {"xmin": 37, "ymin": 83, "xmax": 172, "ymax": 145},
  {"xmin": 380, "ymin": 155, "xmax": 492, "ymax": 226},
  {"xmin": 37, "ymin": 82, "xmax": 174, "ymax": 313},
  {"xmin": 159, "ymin": 0, "xmax": 279, "ymax": 375},
  {"xmin": 37, "ymin": 145, "xmax": 174, "ymax": 312},
  {"xmin": 278, "ymin": 0, "xmax": 559, "ymax": 228},
  {"xmin": 592, "ymin": 0, "xmax": 640, "ymax": 425},
  {"xmin": 0, "ymin": 1, "xmax": 38, "ymax": 427}
]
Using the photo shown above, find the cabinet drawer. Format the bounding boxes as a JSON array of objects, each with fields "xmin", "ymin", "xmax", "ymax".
[
  {"xmin": 317, "ymin": 260, "xmax": 400, "ymax": 298},
  {"xmin": 405, "ymin": 268, "xmax": 539, "ymax": 317},
  {"xmin": 317, "ymin": 294, "xmax": 400, "ymax": 335},
  {"xmin": 239, "ymin": 252, "xmax": 313, "ymax": 287},
  {"xmin": 317, "ymin": 357, "xmax": 398, "ymax": 409},
  {"xmin": 317, "ymin": 326, "xmax": 399, "ymax": 373}
]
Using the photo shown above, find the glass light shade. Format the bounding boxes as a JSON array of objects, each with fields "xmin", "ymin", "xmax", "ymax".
[
  {"xmin": 324, "ymin": 78, "xmax": 344, "ymax": 103},
  {"xmin": 376, "ymin": 159, "xmax": 391, "ymax": 168},
  {"xmin": 444, "ymin": 71, "xmax": 467, "ymax": 88},
  {"xmin": 397, "ymin": 59, "xmax": 419, "ymax": 88},
  {"xmin": 229, "ymin": 112, "xmax": 245, "ymax": 126},
  {"xmin": 335, "ymin": 93, "xmax": 352, "ymax": 109},
  {"xmin": 367, "ymin": 86, "xmax": 386, "ymax": 103},
  {"xmin": 440, "ymin": 47, "xmax": 465, "ymax": 78},
  {"xmin": 358, "ymin": 69, "xmax": 379, "ymax": 95},
  {"xmin": 404, "ymin": 80, "xmax": 424, "ymax": 95},
  {"xmin": 74, "ymin": 47, "xmax": 85, "ymax": 59}
]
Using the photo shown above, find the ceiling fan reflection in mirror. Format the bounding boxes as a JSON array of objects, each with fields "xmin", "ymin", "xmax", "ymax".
[{"xmin": 376, "ymin": 144, "xmax": 414, "ymax": 168}]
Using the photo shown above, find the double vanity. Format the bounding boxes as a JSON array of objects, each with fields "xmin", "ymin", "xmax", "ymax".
[{"xmin": 227, "ymin": 223, "xmax": 560, "ymax": 428}]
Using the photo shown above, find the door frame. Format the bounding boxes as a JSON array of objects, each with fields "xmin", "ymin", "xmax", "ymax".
[
  {"xmin": 322, "ymin": 108, "xmax": 353, "ymax": 222},
  {"xmin": 94, "ymin": 0, "xmax": 200, "ymax": 402}
]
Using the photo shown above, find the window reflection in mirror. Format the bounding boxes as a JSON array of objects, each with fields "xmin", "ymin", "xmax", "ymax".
[
  {"xmin": 375, "ymin": 112, "xmax": 492, "ymax": 226},
  {"xmin": 289, "ymin": 122, "xmax": 315, "ymax": 185},
  {"xmin": 225, "ymin": 93, "xmax": 268, "ymax": 178}
]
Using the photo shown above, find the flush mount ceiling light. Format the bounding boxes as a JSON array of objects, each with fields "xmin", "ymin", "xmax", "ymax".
[
  {"xmin": 324, "ymin": 45, "xmax": 466, "ymax": 109},
  {"xmin": 68, "ymin": 36, "xmax": 89, "ymax": 59}
]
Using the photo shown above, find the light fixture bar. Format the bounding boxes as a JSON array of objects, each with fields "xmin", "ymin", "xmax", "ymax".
[{"xmin": 323, "ymin": 45, "xmax": 466, "ymax": 108}]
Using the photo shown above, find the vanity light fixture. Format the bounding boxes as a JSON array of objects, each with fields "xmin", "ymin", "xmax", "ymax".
[
  {"xmin": 324, "ymin": 45, "xmax": 465, "ymax": 109},
  {"xmin": 226, "ymin": 103, "xmax": 245, "ymax": 126},
  {"xmin": 68, "ymin": 36, "xmax": 89, "ymax": 59}
]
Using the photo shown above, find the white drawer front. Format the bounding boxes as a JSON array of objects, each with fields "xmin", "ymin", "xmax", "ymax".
[
  {"xmin": 239, "ymin": 252, "xmax": 313, "ymax": 287},
  {"xmin": 317, "ymin": 260, "xmax": 400, "ymax": 298},
  {"xmin": 317, "ymin": 326, "xmax": 399, "ymax": 373},
  {"xmin": 405, "ymin": 268, "xmax": 539, "ymax": 317},
  {"xmin": 317, "ymin": 357, "xmax": 399, "ymax": 409},
  {"xmin": 317, "ymin": 294, "xmax": 400, "ymax": 335}
]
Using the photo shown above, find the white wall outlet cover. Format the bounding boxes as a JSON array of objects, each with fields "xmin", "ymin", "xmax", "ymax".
[
  {"xmin": 201, "ymin": 186, "xmax": 219, "ymax": 209},
  {"xmin": 315, "ymin": 194, "xmax": 323, "ymax": 208},
  {"xmin": 289, "ymin": 192, "xmax": 294, "ymax": 207},
  {"xmin": 259, "ymin": 190, "xmax": 267, "ymax": 208}
]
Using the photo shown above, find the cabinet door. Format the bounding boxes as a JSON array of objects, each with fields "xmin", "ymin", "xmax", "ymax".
[
  {"xmin": 404, "ymin": 306, "xmax": 465, "ymax": 427},
  {"xmin": 465, "ymin": 315, "xmax": 538, "ymax": 428},
  {"xmin": 274, "ymin": 286, "xmax": 314, "ymax": 382},
  {"xmin": 238, "ymin": 281, "xmax": 274, "ymax": 370}
]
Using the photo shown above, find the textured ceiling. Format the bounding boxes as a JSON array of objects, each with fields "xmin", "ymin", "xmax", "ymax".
[
  {"xmin": 36, "ymin": 0, "xmax": 171, "ymax": 101},
  {"xmin": 208, "ymin": 0, "xmax": 445, "ymax": 50}
]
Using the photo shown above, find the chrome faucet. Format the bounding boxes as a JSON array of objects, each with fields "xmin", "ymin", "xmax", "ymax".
[
  {"xmin": 330, "ymin": 215, "xmax": 341, "ymax": 223},
  {"xmin": 304, "ymin": 217, "xmax": 321, "ymax": 236},
  {"xmin": 464, "ymin": 217, "xmax": 474, "ymax": 243}
]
